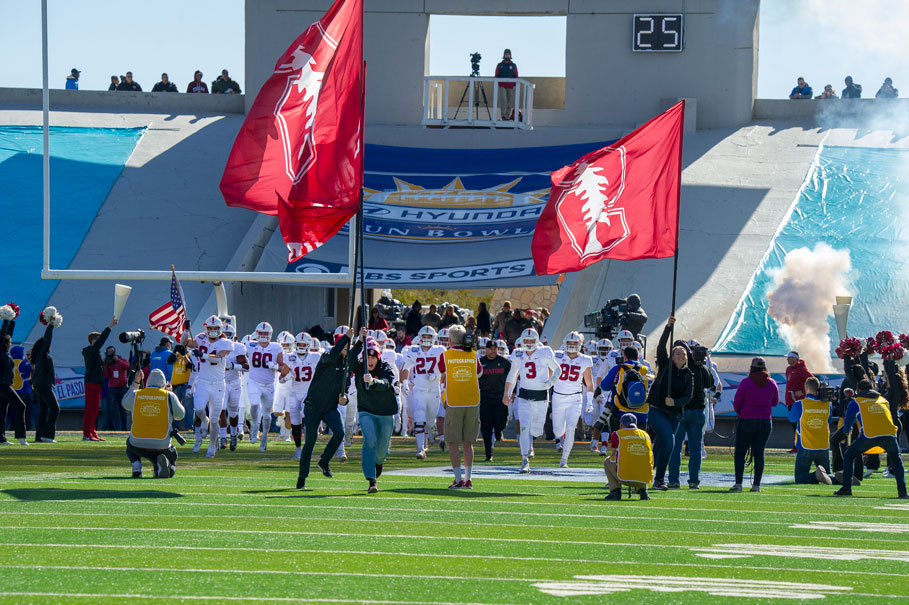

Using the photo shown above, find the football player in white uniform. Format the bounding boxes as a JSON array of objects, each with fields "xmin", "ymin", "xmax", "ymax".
[
  {"xmin": 402, "ymin": 326, "xmax": 445, "ymax": 458},
  {"xmin": 376, "ymin": 332, "xmax": 408, "ymax": 436},
  {"xmin": 551, "ymin": 332, "xmax": 594, "ymax": 467},
  {"xmin": 274, "ymin": 331, "xmax": 296, "ymax": 442},
  {"xmin": 222, "ymin": 323, "xmax": 249, "ymax": 451},
  {"xmin": 589, "ymin": 338, "xmax": 618, "ymax": 452},
  {"xmin": 284, "ymin": 332, "xmax": 321, "ymax": 460},
  {"xmin": 496, "ymin": 339, "xmax": 509, "ymax": 357},
  {"xmin": 245, "ymin": 322, "xmax": 285, "ymax": 450},
  {"xmin": 504, "ymin": 329, "xmax": 560, "ymax": 473},
  {"xmin": 183, "ymin": 316, "xmax": 234, "ymax": 457}
]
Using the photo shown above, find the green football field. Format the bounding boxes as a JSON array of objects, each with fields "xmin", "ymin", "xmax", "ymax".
[{"xmin": 0, "ymin": 433, "xmax": 907, "ymax": 603}]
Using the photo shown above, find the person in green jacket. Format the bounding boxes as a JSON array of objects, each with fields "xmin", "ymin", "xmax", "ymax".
[
  {"xmin": 211, "ymin": 70, "xmax": 242, "ymax": 94},
  {"xmin": 349, "ymin": 328, "xmax": 398, "ymax": 493}
]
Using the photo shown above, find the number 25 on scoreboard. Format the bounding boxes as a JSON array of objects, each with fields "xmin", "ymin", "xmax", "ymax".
[{"xmin": 633, "ymin": 14, "xmax": 684, "ymax": 52}]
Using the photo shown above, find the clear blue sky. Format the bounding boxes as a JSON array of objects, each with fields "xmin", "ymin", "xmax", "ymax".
[{"xmin": 1, "ymin": 1, "xmax": 906, "ymax": 98}]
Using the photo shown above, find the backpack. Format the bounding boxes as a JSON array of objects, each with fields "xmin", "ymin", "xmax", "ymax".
[{"xmin": 616, "ymin": 363, "xmax": 648, "ymax": 409}]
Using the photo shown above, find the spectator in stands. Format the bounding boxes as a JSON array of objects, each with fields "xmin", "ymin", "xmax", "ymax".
[
  {"xmin": 785, "ymin": 351, "xmax": 813, "ymax": 453},
  {"xmin": 0, "ymin": 305, "xmax": 28, "ymax": 446},
  {"xmin": 816, "ymin": 84, "xmax": 837, "ymax": 99},
  {"xmin": 103, "ymin": 346, "xmax": 131, "ymax": 430},
  {"xmin": 404, "ymin": 301, "xmax": 423, "ymax": 338},
  {"xmin": 186, "ymin": 70, "xmax": 209, "ymax": 94},
  {"xmin": 392, "ymin": 329, "xmax": 410, "ymax": 352},
  {"xmin": 540, "ymin": 307, "xmax": 550, "ymax": 327},
  {"xmin": 841, "ymin": 76, "xmax": 862, "ymax": 99},
  {"xmin": 368, "ymin": 307, "xmax": 389, "ymax": 332},
  {"xmin": 876, "ymin": 77, "xmax": 899, "ymax": 99},
  {"xmin": 117, "ymin": 72, "xmax": 142, "ymax": 92},
  {"xmin": 31, "ymin": 308, "xmax": 62, "ymax": 443},
  {"xmin": 65, "ymin": 68, "xmax": 80, "ymax": 90},
  {"xmin": 494, "ymin": 301, "xmax": 512, "ymax": 338},
  {"xmin": 422, "ymin": 304, "xmax": 442, "ymax": 331},
  {"xmin": 789, "ymin": 77, "xmax": 812, "ymax": 99},
  {"xmin": 151, "ymin": 73, "xmax": 178, "ymax": 93},
  {"xmin": 211, "ymin": 69, "xmax": 242, "ymax": 94},
  {"xmin": 108, "ymin": 76, "xmax": 119, "ymax": 91},
  {"xmin": 122, "ymin": 369, "xmax": 184, "ymax": 479},
  {"xmin": 525, "ymin": 309, "xmax": 542, "ymax": 334},
  {"xmin": 731, "ymin": 356, "xmax": 779, "ymax": 493},
  {"xmin": 494, "ymin": 49, "xmax": 519, "ymax": 120},
  {"xmin": 440, "ymin": 306, "xmax": 460, "ymax": 328},
  {"xmin": 476, "ymin": 302, "xmax": 492, "ymax": 337},
  {"xmin": 82, "ymin": 317, "xmax": 118, "ymax": 441},
  {"xmin": 788, "ymin": 377, "xmax": 833, "ymax": 484},
  {"xmin": 464, "ymin": 316, "xmax": 477, "ymax": 336}
]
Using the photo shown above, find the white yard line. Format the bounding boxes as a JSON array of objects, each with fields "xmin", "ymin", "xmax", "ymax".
[{"xmin": 2, "ymin": 542, "xmax": 907, "ymax": 578}]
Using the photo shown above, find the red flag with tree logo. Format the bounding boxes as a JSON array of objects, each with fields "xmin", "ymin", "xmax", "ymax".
[
  {"xmin": 219, "ymin": 0, "xmax": 363, "ymax": 261},
  {"xmin": 531, "ymin": 101, "xmax": 684, "ymax": 275}
]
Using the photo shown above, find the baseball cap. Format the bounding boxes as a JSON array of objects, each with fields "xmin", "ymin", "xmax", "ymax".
[
  {"xmin": 620, "ymin": 413, "xmax": 637, "ymax": 428},
  {"xmin": 71, "ymin": 68, "xmax": 80, "ymax": 76},
  {"xmin": 751, "ymin": 356, "xmax": 767, "ymax": 369},
  {"xmin": 485, "ymin": 339, "xmax": 497, "ymax": 348}
]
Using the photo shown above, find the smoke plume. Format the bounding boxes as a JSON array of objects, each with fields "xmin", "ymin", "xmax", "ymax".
[{"xmin": 766, "ymin": 243, "xmax": 852, "ymax": 372}]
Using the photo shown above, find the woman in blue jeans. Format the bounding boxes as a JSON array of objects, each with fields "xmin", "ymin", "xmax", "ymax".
[
  {"xmin": 731, "ymin": 357, "xmax": 779, "ymax": 492},
  {"xmin": 646, "ymin": 317, "xmax": 694, "ymax": 490},
  {"xmin": 668, "ymin": 348, "xmax": 715, "ymax": 488},
  {"xmin": 349, "ymin": 330, "xmax": 399, "ymax": 493}
]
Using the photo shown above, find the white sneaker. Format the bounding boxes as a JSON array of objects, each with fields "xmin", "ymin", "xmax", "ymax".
[
  {"xmin": 559, "ymin": 459, "xmax": 568, "ymax": 468},
  {"xmin": 192, "ymin": 441, "xmax": 201, "ymax": 453},
  {"xmin": 250, "ymin": 435, "xmax": 258, "ymax": 445},
  {"xmin": 701, "ymin": 446, "xmax": 708, "ymax": 459},
  {"xmin": 528, "ymin": 448, "xmax": 535, "ymax": 459},
  {"xmin": 0, "ymin": 440, "xmax": 11, "ymax": 446},
  {"xmin": 294, "ymin": 447, "xmax": 302, "ymax": 461},
  {"xmin": 416, "ymin": 450, "xmax": 426, "ymax": 460},
  {"xmin": 590, "ymin": 440, "xmax": 598, "ymax": 453},
  {"xmin": 205, "ymin": 445, "xmax": 216, "ymax": 459},
  {"xmin": 520, "ymin": 457, "xmax": 530, "ymax": 474},
  {"xmin": 883, "ymin": 468, "xmax": 894, "ymax": 479},
  {"xmin": 18, "ymin": 438, "xmax": 28, "ymax": 447},
  {"xmin": 259, "ymin": 440, "xmax": 267, "ymax": 452},
  {"xmin": 39, "ymin": 437, "xmax": 57, "ymax": 443}
]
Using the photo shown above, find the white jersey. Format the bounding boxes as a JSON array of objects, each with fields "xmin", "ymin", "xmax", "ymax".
[
  {"xmin": 225, "ymin": 341, "xmax": 247, "ymax": 384},
  {"xmin": 553, "ymin": 351, "xmax": 593, "ymax": 395},
  {"xmin": 594, "ymin": 351, "xmax": 621, "ymax": 386},
  {"xmin": 506, "ymin": 346, "xmax": 560, "ymax": 392},
  {"xmin": 193, "ymin": 334, "xmax": 234, "ymax": 383},
  {"xmin": 245, "ymin": 341, "xmax": 284, "ymax": 385},
  {"xmin": 287, "ymin": 351, "xmax": 320, "ymax": 397},
  {"xmin": 404, "ymin": 345, "xmax": 445, "ymax": 389}
]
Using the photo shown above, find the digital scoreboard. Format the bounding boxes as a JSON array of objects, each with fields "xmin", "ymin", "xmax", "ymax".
[{"xmin": 632, "ymin": 14, "xmax": 684, "ymax": 52}]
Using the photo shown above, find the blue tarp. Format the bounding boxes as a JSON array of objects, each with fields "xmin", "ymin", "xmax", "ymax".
[
  {"xmin": 714, "ymin": 145, "xmax": 909, "ymax": 355},
  {"xmin": 288, "ymin": 140, "xmax": 615, "ymax": 287},
  {"xmin": 0, "ymin": 125, "xmax": 145, "ymax": 325}
]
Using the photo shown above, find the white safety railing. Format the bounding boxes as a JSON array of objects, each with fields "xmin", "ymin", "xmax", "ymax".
[{"xmin": 422, "ymin": 76, "xmax": 534, "ymax": 130}]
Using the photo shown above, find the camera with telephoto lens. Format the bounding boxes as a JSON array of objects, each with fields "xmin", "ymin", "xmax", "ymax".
[
  {"xmin": 691, "ymin": 346, "xmax": 709, "ymax": 364},
  {"xmin": 463, "ymin": 332, "xmax": 476, "ymax": 350},
  {"xmin": 469, "ymin": 52, "xmax": 482, "ymax": 76},
  {"xmin": 119, "ymin": 329, "xmax": 145, "ymax": 344}
]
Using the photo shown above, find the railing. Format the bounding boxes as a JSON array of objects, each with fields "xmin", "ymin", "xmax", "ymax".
[{"xmin": 422, "ymin": 76, "xmax": 535, "ymax": 130}]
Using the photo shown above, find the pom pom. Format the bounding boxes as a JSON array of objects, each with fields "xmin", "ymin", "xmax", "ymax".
[
  {"xmin": 873, "ymin": 331, "xmax": 896, "ymax": 353},
  {"xmin": 5, "ymin": 303, "xmax": 19, "ymax": 318},
  {"xmin": 0, "ymin": 305, "xmax": 14, "ymax": 321},
  {"xmin": 52, "ymin": 313, "xmax": 63, "ymax": 328},
  {"xmin": 881, "ymin": 344, "xmax": 904, "ymax": 361},
  {"xmin": 863, "ymin": 337, "xmax": 876, "ymax": 356},
  {"xmin": 900, "ymin": 334, "xmax": 909, "ymax": 349},
  {"xmin": 41, "ymin": 306, "xmax": 57, "ymax": 322},
  {"xmin": 835, "ymin": 337, "xmax": 863, "ymax": 359}
]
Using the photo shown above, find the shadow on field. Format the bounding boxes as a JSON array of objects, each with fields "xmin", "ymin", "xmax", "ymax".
[
  {"xmin": 386, "ymin": 488, "xmax": 530, "ymax": 498},
  {"xmin": 1, "ymin": 488, "xmax": 183, "ymax": 501}
]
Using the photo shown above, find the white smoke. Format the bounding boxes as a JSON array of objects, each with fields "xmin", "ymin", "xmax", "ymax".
[{"xmin": 766, "ymin": 243, "xmax": 853, "ymax": 372}]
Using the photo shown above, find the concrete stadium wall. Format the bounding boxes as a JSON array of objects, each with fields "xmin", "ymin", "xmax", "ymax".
[
  {"xmin": 0, "ymin": 87, "xmax": 244, "ymax": 114},
  {"xmin": 246, "ymin": 0, "xmax": 759, "ymax": 132}
]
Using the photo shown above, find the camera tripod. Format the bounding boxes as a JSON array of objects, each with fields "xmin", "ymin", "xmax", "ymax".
[{"xmin": 454, "ymin": 70, "xmax": 492, "ymax": 121}]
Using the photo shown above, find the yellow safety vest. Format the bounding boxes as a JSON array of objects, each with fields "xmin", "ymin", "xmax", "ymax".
[
  {"xmin": 12, "ymin": 359, "xmax": 23, "ymax": 390},
  {"xmin": 170, "ymin": 354, "xmax": 191, "ymax": 386},
  {"xmin": 614, "ymin": 428, "xmax": 653, "ymax": 485},
  {"xmin": 797, "ymin": 398, "xmax": 830, "ymax": 450},
  {"xmin": 131, "ymin": 388, "xmax": 170, "ymax": 440},
  {"xmin": 442, "ymin": 349, "xmax": 480, "ymax": 407},
  {"xmin": 615, "ymin": 364, "xmax": 649, "ymax": 414},
  {"xmin": 856, "ymin": 395, "xmax": 897, "ymax": 439}
]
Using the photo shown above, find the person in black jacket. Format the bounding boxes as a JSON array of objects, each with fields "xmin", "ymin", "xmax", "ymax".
[
  {"xmin": 479, "ymin": 339, "xmax": 511, "ymax": 461},
  {"xmin": 476, "ymin": 302, "xmax": 492, "ymax": 337},
  {"xmin": 667, "ymin": 339, "xmax": 714, "ymax": 489},
  {"xmin": 31, "ymin": 307, "xmax": 63, "ymax": 443},
  {"xmin": 296, "ymin": 327, "xmax": 353, "ymax": 489},
  {"xmin": 349, "ymin": 328, "xmax": 398, "ymax": 493},
  {"xmin": 646, "ymin": 315, "xmax": 694, "ymax": 490},
  {"xmin": 405, "ymin": 301, "xmax": 423, "ymax": 338},
  {"xmin": 81, "ymin": 317, "xmax": 118, "ymax": 441},
  {"xmin": 0, "ymin": 304, "xmax": 28, "ymax": 446}
]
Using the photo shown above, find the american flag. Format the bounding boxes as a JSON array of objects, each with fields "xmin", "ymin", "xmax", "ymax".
[{"xmin": 148, "ymin": 269, "xmax": 187, "ymax": 339}]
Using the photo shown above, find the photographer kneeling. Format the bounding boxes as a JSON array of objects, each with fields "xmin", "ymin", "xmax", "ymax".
[
  {"xmin": 788, "ymin": 377, "xmax": 833, "ymax": 484},
  {"xmin": 121, "ymin": 369, "xmax": 185, "ymax": 478}
]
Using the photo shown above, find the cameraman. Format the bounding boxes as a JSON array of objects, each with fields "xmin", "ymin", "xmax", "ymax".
[
  {"xmin": 494, "ymin": 49, "xmax": 518, "ymax": 120},
  {"xmin": 606, "ymin": 294, "xmax": 647, "ymax": 337},
  {"xmin": 121, "ymin": 369, "xmax": 184, "ymax": 478},
  {"xmin": 788, "ymin": 377, "xmax": 833, "ymax": 484}
]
